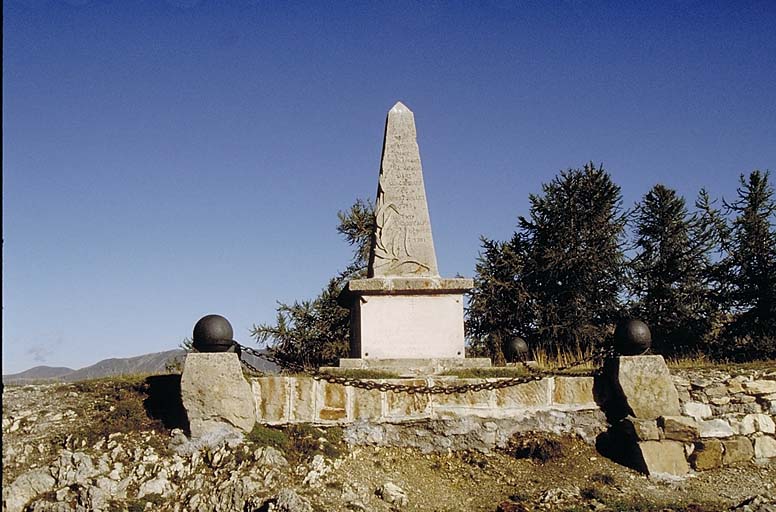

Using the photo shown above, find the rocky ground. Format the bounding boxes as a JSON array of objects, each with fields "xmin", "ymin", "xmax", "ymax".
[{"xmin": 3, "ymin": 375, "xmax": 776, "ymax": 512}]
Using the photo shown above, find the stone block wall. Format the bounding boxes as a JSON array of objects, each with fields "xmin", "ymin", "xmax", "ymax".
[
  {"xmin": 251, "ymin": 376, "xmax": 599, "ymax": 425},
  {"xmin": 670, "ymin": 368, "xmax": 776, "ymax": 468}
]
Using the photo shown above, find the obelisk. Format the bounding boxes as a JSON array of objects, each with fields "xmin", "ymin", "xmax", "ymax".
[
  {"xmin": 338, "ymin": 102, "xmax": 489, "ymax": 373},
  {"xmin": 369, "ymin": 101, "xmax": 439, "ymax": 278}
]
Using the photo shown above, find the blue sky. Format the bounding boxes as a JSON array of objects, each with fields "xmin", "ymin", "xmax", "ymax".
[{"xmin": 3, "ymin": 0, "xmax": 775, "ymax": 373}]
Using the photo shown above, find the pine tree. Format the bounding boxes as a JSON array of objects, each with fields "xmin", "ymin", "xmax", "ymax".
[
  {"xmin": 466, "ymin": 234, "xmax": 533, "ymax": 364},
  {"xmin": 468, "ymin": 163, "xmax": 627, "ymax": 359},
  {"xmin": 519, "ymin": 163, "xmax": 627, "ymax": 354},
  {"xmin": 628, "ymin": 185, "xmax": 719, "ymax": 356},
  {"xmin": 720, "ymin": 170, "xmax": 776, "ymax": 359},
  {"xmin": 251, "ymin": 199, "xmax": 375, "ymax": 368}
]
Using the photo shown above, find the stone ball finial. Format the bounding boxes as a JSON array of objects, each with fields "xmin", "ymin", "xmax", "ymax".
[
  {"xmin": 614, "ymin": 319, "xmax": 652, "ymax": 356},
  {"xmin": 192, "ymin": 314, "xmax": 236, "ymax": 353},
  {"xmin": 507, "ymin": 337, "xmax": 530, "ymax": 362}
]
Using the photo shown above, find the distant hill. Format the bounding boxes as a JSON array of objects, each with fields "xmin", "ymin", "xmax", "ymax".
[{"xmin": 3, "ymin": 348, "xmax": 280, "ymax": 385}]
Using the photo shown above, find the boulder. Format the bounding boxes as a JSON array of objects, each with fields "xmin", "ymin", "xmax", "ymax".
[
  {"xmin": 634, "ymin": 440, "xmax": 689, "ymax": 476},
  {"xmin": 690, "ymin": 439, "xmax": 723, "ymax": 470},
  {"xmin": 606, "ymin": 356, "xmax": 681, "ymax": 419},
  {"xmin": 181, "ymin": 353, "xmax": 257, "ymax": 437},
  {"xmin": 722, "ymin": 437, "xmax": 754, "ymax": 465},
  {"xmin": 2, "ymin": 469, "xmax": 55, "ymax": 512},
  {"xmin": 377, "ymin": 482, "xmax": 409, "ymax": 508},
  {"xmin": 660, "ymin": 416, "xmax": 700, "ymax": 442}
]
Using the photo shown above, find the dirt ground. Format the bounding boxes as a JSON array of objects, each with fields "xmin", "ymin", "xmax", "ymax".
[{"xmin": 3, "ymin": 378, "xmax": 776, "ymax": 512}]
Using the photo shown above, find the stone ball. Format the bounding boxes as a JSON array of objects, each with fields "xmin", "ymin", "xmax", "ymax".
[
  {"xmin": 614, "ymin": 319, "xmax": 652, "ymax": 356},
  {"xmin": 507, "ymin": 337, "xmax": 530, "ymax": 361},
  {"xmin": 192, "ymin": 314, "xmax": 235, "ymax": 353}
]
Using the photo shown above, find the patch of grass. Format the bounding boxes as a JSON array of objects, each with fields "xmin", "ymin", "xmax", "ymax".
[
  {"xmin": 504, "ymin": 433, "xmax": 566, "ymax": 463},
  {"xmin": 246, "ymin": 425, "xmax": 290, "ymax": 450},
  {"xmin": 317, "ymin": 369, "xmax": 400, "ymax": 379},
  {"xmin": 509, "ymin": 491, "xmax": 529, "ymax": 502},
  {"xmin": 442, "ymin": 367, "xmax": 531, "ymax": 378},
  {"xmin": 69, "ymin": 375, "xmax": 166, "ymax": 445},
  {"xmin": 580, "ymin": 486, "xmax": 604, "ymax": 500},
  {"xmin": 590, "ymin": 472, "xmax": 615, "ymax": 486}
]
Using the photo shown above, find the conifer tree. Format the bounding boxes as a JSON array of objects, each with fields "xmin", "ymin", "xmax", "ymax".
[
  {"xmin": 720, "ymin": 171, "xmax": 776, "ymax": 359},
  {"xmin": 251, "ymin": 199, "xmax": 374, "ymax": 367},
  {"xmin": 519, "ymin": 163, "xmax": 627, "ymax": 354},
  {"xmin": 628, "ymin": 185, "xmax": 719, "ymax": 356}
]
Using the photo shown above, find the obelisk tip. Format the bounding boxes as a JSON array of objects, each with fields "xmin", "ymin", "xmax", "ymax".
[{"xmin": 390, "ymin": 101, "xmax": 411, "ymax": 113}]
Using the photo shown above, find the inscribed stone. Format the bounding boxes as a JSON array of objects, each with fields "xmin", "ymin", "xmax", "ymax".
[{"xmin": 368, "ymin": 102, "xmax": 439, "ymax": 277}]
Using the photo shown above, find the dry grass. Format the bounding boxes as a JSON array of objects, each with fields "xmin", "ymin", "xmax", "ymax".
[{"xmin": 530, "ymin": 346, "xmax": 598, "ymax": 372}]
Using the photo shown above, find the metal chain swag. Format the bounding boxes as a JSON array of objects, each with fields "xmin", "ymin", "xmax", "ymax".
[{"xmin": 236, "ymin": 342, "xmax": 616, "ymax": 395}]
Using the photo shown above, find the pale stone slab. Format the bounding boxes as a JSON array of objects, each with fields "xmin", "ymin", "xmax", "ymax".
[
  {"xmin": 635, "ymin": 440, "xmax": 689, "ymax": 476},
  {"xmin": 682, "ymin": 402, "xmax": 712, "ymax": 421},
  {"xmin": 698, "ymin": 419, "xmax": 735, "ymax": 438},
  {"xmin": 744, "ymin": 380, "xmax": 776, "ymax": 395},
  {"xmin": 352, "ymin": 385, "xmax": 383, "ymax": 420},
  {"xmin": 317, "ymin": 381, "xmax": 347, "ymax": 422},
  {"xmin": 346, "ymin": 277, "xmax": 472, "ymax": 294},
  {"xmin": 494, "ymin": 379, "xmax": 551, "ymax": 408},
  {"xmin": 553, "ymin": 377, "xmax": 595, "ymax": 406},
  {"xmin": 754, "ymin": 436, "xmax": 776, "ymax": 459},
  {"xmin": 181, "ymin": 353, "xmax": 256, "ymax": 436},
  {"xmin": 351, "ymin": 294, "xmax": 466, "ymax": 359},
  {"xmin": 432, "ymin": 379, "xmax": 491, "ymax": 408},
  {"xmin": 331, "ymin": 357, "xmax": 490, "ymax": 377},
  {"xmin": 289, "ymin": 378, "xmax": 315, "ymax": 422},
  {"xmin": 607, "ymin": 356, "xmax": 681, "ymax": 419},
  {"xmin": 385, "ymin": 379, "xmax": 431, "ymax": 417},
  {"xmin": 253, "ymin": 376, "xmax": 289, "ymax": 423},
  {"xmin": 368, "ymin": 102, "xmax": 438, "ymax": 278}
]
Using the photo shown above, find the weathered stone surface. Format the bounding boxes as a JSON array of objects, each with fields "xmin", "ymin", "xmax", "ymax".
[
  {"xmin": 352, "ymin": 385, "xmax": 383, "ymax": 420},
  {"xmin": 318, "ymin": 381, "xmax": 347, "ymax": 421},
  {"xmin": 3, "ymin": 468, "xmax": 55, "ymax": 512},
  {"xmin": 253, "ymin": 376, "xmax": 289, "ymax": 423},
  {"xmin": 180, "ymin": 353, "xmax": 256, "ymax": 436},
  {"xmin": 690, "ymin": 439, "xmax": 723, "ymax": 470},
  {"xmin": 698, "ymin": 419, "xmax": 735, "ymax": 438},
  {"xmin": 619, "ymin": 416, "xmax": 660, "ymax": 441},
  {"xmin": 434, "ymin": 379, "xmax": 491, "ymax": 408},
  {"xmin": 275, "ymin": 488, "xmax": 313, "ymax": 512},
  {"xmin": 660, "ymin": 416, "xmax": 700, "ymax": 442},
  {"xmin": 492, "ymin": 379, "xmax": 551, "ymax": 408},
  {"xmin": 607, "ymin": 356, "xmax": 681, "ymax": 419},
  {"xmin": 386, "ymin": 380, "xmax": 431, "ymax": 417},
  {"xmin": 289, "ymin": 377, "xmax": 315, "ymax": 422},
  {"xmin": 744, "ymin": 380, "xmax": 776, "ymax": 395},
  {"xmin": 553, "ymin": 377, "xmax": 595, "ymax": 406},
  {"xmin": 635, "ymin": 440, "xmax": 689, "ymax": 476},
  {"xmin": 682, "ymin": 402, "xmax": 712, "ymax": 421},
  {"xmin": 368, "ymin": 101, "xmax": 438, "ymax": 278},
  {"xmin": 377, "ymin": 482, "xmax": 409, "ymax": 508},
  {"xmin": 722, "ymin": 437, "xmax": 754, "ymax": 465},
  {"xmin": 740, "ymin": 414, "xmax": 776, "ymax": 434},
  {"xmin": 754, "ymin": 436, "xmax": 776, "ymax": 459}
]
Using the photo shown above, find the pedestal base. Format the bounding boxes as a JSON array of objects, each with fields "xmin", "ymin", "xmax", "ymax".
[{"xmin": 323, "ymin": 357, "xmax": 492, "ymax": 377}]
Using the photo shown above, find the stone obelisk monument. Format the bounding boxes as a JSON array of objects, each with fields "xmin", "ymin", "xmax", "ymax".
[{"xmin": 338, "ymin": 102, "xmax": 489, "ymax": 373}]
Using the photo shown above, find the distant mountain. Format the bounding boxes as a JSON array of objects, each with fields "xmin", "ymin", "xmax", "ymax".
[{"xmin": 3, "ymin": 348, "xmax": 280, "ymax": 385}]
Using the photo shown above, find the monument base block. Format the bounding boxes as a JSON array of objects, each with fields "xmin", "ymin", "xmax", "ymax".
[{"xmin": 324, "ymin": 357, "xmax": 491, "ymax": 377}]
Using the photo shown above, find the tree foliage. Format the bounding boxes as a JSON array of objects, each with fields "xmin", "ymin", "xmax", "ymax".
[
  {"xmin": 627, "ymin": 185, "xmax": 720, "ymax": 355},
  {"xmin": 718, "ymin": 171, "xmax": 776, "ymax": 359},
  {"xmin": 468, "ymin": 163, "xmax": 627, "ymax": 359},
  {"xmin": 250, "ymin": 199, "xmax": 374, "ymax": 368}
]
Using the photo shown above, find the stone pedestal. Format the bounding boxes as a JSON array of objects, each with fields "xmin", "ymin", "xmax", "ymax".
[
  {"xmin": 180, "ymin": 353, "xmax": 256, "ymax": 437},
  {"xmin": 341, "ymin": 277, "xmax": 472, "ymax": 359}
]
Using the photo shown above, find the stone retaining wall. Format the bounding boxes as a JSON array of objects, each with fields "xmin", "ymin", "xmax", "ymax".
[
  {"xmin": 251, "ymin": 376, "xmax": 599, "ymax": 425},
  {"xmin": 669, "ymin": 368, "xmax": 776, "ymax": 468}
]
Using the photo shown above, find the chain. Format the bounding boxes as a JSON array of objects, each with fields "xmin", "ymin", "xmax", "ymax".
[{"xmin": 236, "ymin": 342, "xmax": 615, "ymax": 395}]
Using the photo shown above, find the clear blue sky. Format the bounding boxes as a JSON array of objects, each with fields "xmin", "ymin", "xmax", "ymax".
[{"xmin": 3, "ymin": 0, "xmax": 775, "ymax": 374}]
